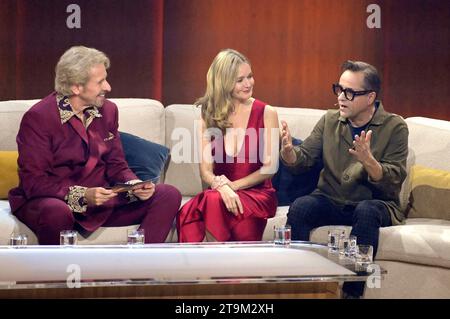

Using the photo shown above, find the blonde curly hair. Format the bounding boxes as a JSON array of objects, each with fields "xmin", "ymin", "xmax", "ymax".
[{"xmin": 196, "ymin": 49, "xmax": 250, "ymax": 132}]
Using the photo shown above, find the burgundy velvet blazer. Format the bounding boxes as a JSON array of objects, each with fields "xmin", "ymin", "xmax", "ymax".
[{"xmin": 8, "ymin": 92, "xmax": 137, "ymax": 231}]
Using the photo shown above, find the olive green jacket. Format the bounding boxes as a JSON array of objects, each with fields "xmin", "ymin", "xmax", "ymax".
[{"xmin": 285, "ymin": 102, "xmax": 408, "ymax": 225}]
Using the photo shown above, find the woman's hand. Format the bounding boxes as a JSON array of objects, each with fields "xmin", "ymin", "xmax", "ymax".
[{"xmin": 217, "ymin": 184, "xmax": 243, "ymax": 216}]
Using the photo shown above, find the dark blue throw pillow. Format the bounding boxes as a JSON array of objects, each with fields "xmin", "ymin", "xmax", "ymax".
[
  {"xmin": 119, "ymin": 132, "xmax": 170, "ymax": 183},
  {"xmin": 272, "ymin": 137, "xmax": 322, "ymax": 206}
]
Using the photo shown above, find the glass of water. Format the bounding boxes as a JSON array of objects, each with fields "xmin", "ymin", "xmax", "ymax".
[
  {"xmin": 340, "ymin": 235, "xmax": 357, "ymax": 259},
  {"xmin": 9, "ymin": 233, "xmax": 28, "ymax": 246},
  {"xmin": 127, "ymin": 229, "xmax": 145, "ymax": 245},
  {"xmin": 273, "ymin": 225, "xmax": 291, "ymax": 246},
  {"xmin": 60, "ymin": 230, "xmax": 78, "ymax": 246},
  {"xmin": 355, "ymin": 244, "xmax": 374, "ymax": 271},
  {"xmin": 328, "ymin": 227, "xmax": 345, "ymax": 254}
]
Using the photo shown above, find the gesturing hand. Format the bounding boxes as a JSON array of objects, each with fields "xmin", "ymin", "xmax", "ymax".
[
  {"xmin": 280, "ymin": 120, "xmax": 293, "ymax": 151},
  {"xmin": 280, "ymin": 120, "xmax": 296, "ymax": 164},
  {"xmin": 217, "ymin": 185, "xmax": 243, "ymax": 216},
  {"xmin": 349, "ymin": 130, "xmax": 374, "ymax": 163}
]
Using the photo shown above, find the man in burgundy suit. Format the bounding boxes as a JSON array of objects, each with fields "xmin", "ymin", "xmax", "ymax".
[{"xmin": 8, "ymin": 46, "xmax": 181, "ymax": 244}]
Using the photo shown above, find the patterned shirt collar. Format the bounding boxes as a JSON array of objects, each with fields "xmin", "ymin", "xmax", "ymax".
[{"xmin": 56, "ymin": 93, "xmax": 102, "ymax": 126}]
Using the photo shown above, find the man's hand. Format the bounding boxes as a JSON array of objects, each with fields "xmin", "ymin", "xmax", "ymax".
[
  {"xmin": 132, "ymin": 182, "xmax": 155, "ymax": 201},
  {"xmin": 217, "ymin": 185, "xmax": 243, "ymax": 216},
  {"xmin": 349, "ymin": 130, "xmax": 374, "ymax": 163},
  {"xmin": 349, "ymin": 130, "xmax": 383, "ymax": 181},
  {"xmin": 85, "ymin": 187, "xmax": 118, "ymax": 206},
  {"xmin": 280, "ymin": 120, "xmax": 297, "ymax": 164}
]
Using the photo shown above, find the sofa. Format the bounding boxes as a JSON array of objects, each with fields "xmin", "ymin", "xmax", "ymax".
[{"xmin": 0, "ymin": 98, "xmax": 449, "ymax": 298}]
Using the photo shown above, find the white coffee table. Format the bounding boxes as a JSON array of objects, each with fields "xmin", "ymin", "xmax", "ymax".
[{"xmin": 0, "ymin": 241, "xmax": 381, "ymax": 299}]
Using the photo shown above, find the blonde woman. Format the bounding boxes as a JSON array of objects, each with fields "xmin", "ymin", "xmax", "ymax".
[{"xmin": 177, "ymin": 49, "xmax": 279, "ymax": 242}]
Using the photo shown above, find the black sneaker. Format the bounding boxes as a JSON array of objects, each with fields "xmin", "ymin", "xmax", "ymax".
[{"xmin": 342, "ymin": 291, "xmax": 362, "ymax": 299}]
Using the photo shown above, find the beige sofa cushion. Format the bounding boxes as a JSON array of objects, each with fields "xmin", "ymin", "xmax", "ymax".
[
  {"xmin": 365, "ymin": 260, "xmax": 450, "ymax": 299},
  {"xmin": 308, "ymin": 219, "xmax": 450, "ymax": 269},
  {"xmin": 308, "ymin": 220, "xmax": 450, "ymax": 269},
  {"xmin": 274, "ymin": 106, "xmax": 327, "ymax": 140},
  {"xmin": 0, "ymin": 200, "xmax": 38, "ymax": 245},
  {"xmin": 0, "ymin": 201, "xmax": 17, "ymax": 244},
  {"xmin": 110, "ymin": 98, "xmax": 165, "ymax": 145},
  {"xmin": 0, "ymin": 101, "xmax": 36, "ymax": 150},
  {"xmin": 376, "ymin": 218, "xmax": 450, "ymax": 268},
  {"xmin": 164, "ymin": 104, "xmax": 203, "ymax": 196}
]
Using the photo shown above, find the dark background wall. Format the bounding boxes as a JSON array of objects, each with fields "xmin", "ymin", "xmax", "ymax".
[
  {"xmin": 0, "ymin": 0, "xmax": 164, "ymax": 100},
  {"xmin": 1, "ymin": 0, "xmax": 449, "ymax": 120}
]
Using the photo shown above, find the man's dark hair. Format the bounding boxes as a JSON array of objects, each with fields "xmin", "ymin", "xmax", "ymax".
[{"xmin": 341, "ymin": 60, "xmax": 381, "ymax": 98}]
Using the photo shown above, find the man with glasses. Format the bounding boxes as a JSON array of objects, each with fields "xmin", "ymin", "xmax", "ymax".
[{"xmin": 280, "ymin": 60, "xmax": 408, "ymax": 298}]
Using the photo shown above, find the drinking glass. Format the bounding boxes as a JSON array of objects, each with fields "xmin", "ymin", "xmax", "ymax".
[
  {"xmin": 340, "ymin": 235, "xmax": 357, "ymax": 259},
  {"xmin": 328, "ymin": 227, "xmax": 345, "ymax": 254},
  {"xmin": 355, "ymin": 244, "xmax": 374, "ymax": 271},
  {"xmin": 127, "ymin": 229, "xmax": 145, "ymax": 245},
  {"xmin": 9, "ymin": 234, "xmax": 28, "ymax": 246},
  {"xmin": 60, "ymin": 230, "xmax": 78, "ymax": 246},
  {"xmin": 273, "ymin": 225, "xmax": 291, "ymax": 246}
]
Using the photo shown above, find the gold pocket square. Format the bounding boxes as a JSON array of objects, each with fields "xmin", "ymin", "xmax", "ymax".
[{"xmin": 104, "ymin": 132, "xmax": 115, "ymax": 141}]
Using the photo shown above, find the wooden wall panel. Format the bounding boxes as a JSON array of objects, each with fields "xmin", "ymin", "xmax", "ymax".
[
  {"xmin": 163, "ymin": 0, "xmax": 450, "ymax": 121},
  {"xmin": 6, "ymin": 0, "xmax": 163, "ymax": 101},
  {"xmin": 382, "ymin": 0, "xmax": 450, "ymax": 120},
  {"xmin": 163, "ymin": 0, "xmax": 383, "ymax": 109},
  {"xmin": 0, "ymin": 0, "xmax": 16, "ymax": 100},
  {"xmin": 2, "ymin": 1, "xmax": 449, "ymax": 120}
]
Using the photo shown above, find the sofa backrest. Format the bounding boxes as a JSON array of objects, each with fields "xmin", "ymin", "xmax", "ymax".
[
  {"xmin": 164, "ymin": 104, "xmax": 203, "ymax": 195},
  {"xmin": 109, "ymin": 98, "xmax": 165, "ymax": 145},
  {"xmin": 273, "ymin": 106, "xmax": 327, "ymax": 140},
  {"xmin": 0, "ymin": 100, "xmax": 40, "ymax": 150},
  {"xmin": 398, "ymin": 117, "xmax": 450, "ymax": 213},
  {"xmin": 0, "ymin": 98, "xmax": 165, "ymax": 151},
  {"xmin": 404, "ymin": 117, "xmax": 450, "ymax": 171}
]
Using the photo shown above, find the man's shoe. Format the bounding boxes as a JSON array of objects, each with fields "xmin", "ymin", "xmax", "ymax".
[{"xmin": 341, "ymin": 291, "xmax": 362, "ymax": 299}]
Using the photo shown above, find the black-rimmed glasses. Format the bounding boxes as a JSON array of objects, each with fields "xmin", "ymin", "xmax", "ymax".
[{"xmin": 332, "ymin": 84, "xmax": 373, "ymax": 101}]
